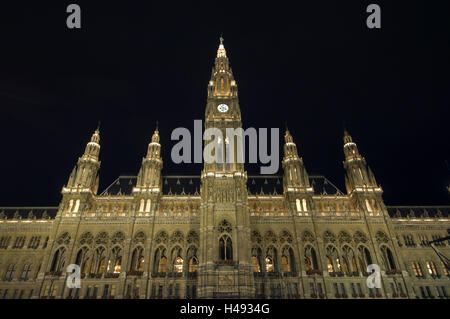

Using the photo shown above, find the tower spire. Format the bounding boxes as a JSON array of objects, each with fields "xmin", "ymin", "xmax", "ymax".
[
  {"xmin": 343, "ymin": 129, "xmax": 379, "ymax": 191},
  {"xmin": 63, "ymin": 126, "xmax": 101, "ymax": 194}
]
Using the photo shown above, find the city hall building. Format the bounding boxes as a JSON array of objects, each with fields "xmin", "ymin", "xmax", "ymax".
[{"xmin": 0, "ymin": 39, "xmax": 448, "ymax": 299}]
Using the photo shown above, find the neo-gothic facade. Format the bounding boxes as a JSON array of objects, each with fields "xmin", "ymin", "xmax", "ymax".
[{"xmin": 0, "ymin": 39, "xmax": 449, "ymax": 300}]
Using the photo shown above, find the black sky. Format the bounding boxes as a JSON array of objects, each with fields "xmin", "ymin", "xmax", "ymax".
[{"xmin": 0, "ymin": 1, "xmax": 448, "ymax": 206}]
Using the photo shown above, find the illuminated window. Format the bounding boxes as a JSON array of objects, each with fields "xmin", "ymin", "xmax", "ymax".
[
  {"xmin": 336, "ymin": 258, "xmax": 342, "ymax": 272},
  {"xmin": 304, "ymin": 257, "xmax": 312, "ymax": 271},
  {"xmin": 265, "ymin": 257, "xmax": 274, "ymax": 272},
  {"xmin": 296, "ymin": 199, "xmax": 302, "ymax": 212},
  {"xmin": 73, "ymin": 199, "xmax": 80, "ymax": 213},
  {"xmin": 326, "ymin": 257, "xmax": 334, "ymax": 273},
  {"xmin": 365, "ymin": 199, "xmax": 373, "ymax": 213},
  {"xmin": 97, "ymin": 258, "xmax": 106, "ymax": 274},
  {"xmin": 442, "ymin": 261, "xmax": 449, "ymax": 276},
  {"xmin": 114, "ymin": 257, "xmax": 121, "ymax": 273},
  {"xmin": 302, "ymin": 199, "xmax": 308, "ymax": 212},
  {"xmin": 158, "ymin": 257, "xmax": 166, "ymax": 273},
  {"xmin": 137, "ymin": 256, "xmax": 145, "ymax": 272},
  {"xmin": 342, "ymin": 258, "xmax": 349, "ymax": 273},
  {"xmin": 145, "ymin": 199, "xmax": 151, "ymax": 213},
  {"xmin": 252, "ymin": 256, "xmax": 261, "ymax": 272},
  {"xmin": 189, "ymin": 257, "xmax": 198, "ymax": 273},
  {"xmin": 82, "ymin": 258, "xmax": 90, "ymax": 275},
  {"xmin": 426, "ymin": 261, "xmax": 438, "ymax": 276},
  {"xmin": 281, "ymin": 256, "xmax": 290, "ymax": 272},
  {"xmin": 411, "ymin": 261, "xmax": 423, "ymax": 277},
  {"xmin": 67, "ymin": 200, "xmax": 73, "ymax": 212},
  {"xmin": 174, "ymin": 257, "xmax": 183, "ymax": 273},
  {"xmin": 139, "ymin": 199, "xmax": 144, "ymax": 212}
]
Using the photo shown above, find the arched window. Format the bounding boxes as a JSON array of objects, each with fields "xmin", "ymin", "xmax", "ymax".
[
  {"xmin": 365, "ymin": 199, "xmax": 373, "ymax": 213},
  {"xmin": 139, "ymin": 199, "xmax": 145, "ymax": 212},
  {"xmin": 252, "ymin": 256, "xmax": 261, "ymax": 272},
  {"xmin": 219, "ymin": 235, "xmax": 233, "ymax": 261},
  {"xmin": 174, "ymin": 257, "xmax": 183, "ymax": 273},
  {"xmin": 381, "ymin": 246, "xmax": 396, "ymax": 270},
  {"xmin": 158, "ymin": 256, "xmax": 167, "ymax": 273},
  {"xmin": 302, "ymin": 199, "xmax": 308, "ymax": 212},
  {"xmin": 357, "ymin": 246, "xmax": 372, "ymax": 272},
  {"xmin": 296, "ymin": 199, "xmax": 302, "ymax": 212},
  {"xmin": 114, "ymin": 257, "xmax": 122, "ymax": 273},
  {"xmin": 82, "ymin": 258, "xmax": 90, "ymax": 275},
  {"xmin": 75, "ymin": 249, "xmax": 83, "ymax": 266},
  {"xmin": 131, "ymin": 246, "xmax": 144, "ymax": 272},
  {"xmin": 265, "ymin": 257, "xmax": 274, "ymax": 272},
  {"xmin": 352, "ymin": 257, "xmax": 358, "ymax": 272},
  {"xmin": 67, "ymin": 200, "xmax": 73, "ymax": 212},
  {"xmin": 97, "ymin": 257, "xmax": 106, "ymax": 274},
  {"xmin": 145, "ymin": 199, "xmax": 151, "ymax": 213},
  {"xmin": 73, "ymin": 199, "xmax": 80, "ymax": 213},
  {"xmin": 304, "ymin": 256, "xmax": 312, "ymax": 271},
  {"xmin": 281, "ymin": 256, "xmax": 290, "ymax": 272},
  {"xmin": 326, "ymin": 257, "xmax": 334, "ymax": 273},
  {"xmin": 107, "ymin": 246, "xmax": 122, "ymax": 274},
  {"xmin": 304, "ymin": 246, "xmax": 318, "ymax": 270},
  {"xmin": 342, "ymin": 257, "xmax": 349, "ymax": 273},
  {"xmin": 50, "ymin": 247, "xmax": 66, "ymax": 272},
  {"xmin": 188, "ymin": 257, "xmax": 198, "ymax": 273}
]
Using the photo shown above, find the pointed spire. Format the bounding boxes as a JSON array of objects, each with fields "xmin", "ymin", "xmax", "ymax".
[
  {"xmin": 217, "ymin": 36, "xmax": 226, "ymax": 57},
  {"xmin": 151, "ymin": 123, "xmax": 160, "ymax": 144}
]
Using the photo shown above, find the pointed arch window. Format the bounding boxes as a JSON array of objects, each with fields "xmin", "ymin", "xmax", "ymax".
[
  {"xmin": 326, "ymin": 257, "xmax": 334, "ymax": 273},
  {"xmin": 365, "ymin": 199, "xmax": 373, "ymax": 213},
  {"xmin": 380, "ymin": 246, "xmax": 396, "ymax": 270},
  {"xmin": 145, "ymin": 199, "xmax": 151, "ymax": 213},
  {"xmin": 281, "ymin": 255, "xmax": 290, "ymax": 272},
  {"xmin": 304, "ymin": 246, "xmax": 318, "ymax": 271},
  {"xmin": 67, "ymin": 200, "xmax": 74, "ymax": 212},
  {"xmin": 174, "ymin": 257, "xmax": 184, "ymax": 273},
  {"xmin": 265, "ymin": 257, "xmax": 274, "ymax": 272},
  {"xmin": 139, "ymin": 199, "xmax": 145, "ymax": 212},
  {"xmin": 296, "ymin": 199, "xmax": 302, "ymax": 213},
  {"xmin": 189, "ymin": 257, "xmax": 198, "ymax": 273},
  {"xmin": 158, "ymin": 256, "xmax": 167, "ymax": 273},
  {"xmin": 252, "ymin": 256, "xmax": 261, "ymax": 272},
  {"xmin": 219, "ymin": 235, "xmax": 233, "ymax": 261},
  {"xmin": 302, "ymin": 199, "xmax": 308, "ymax": 212},
  {"xmin": 73, "ymin": 199, "xmax": 80, "ymax": 213}
]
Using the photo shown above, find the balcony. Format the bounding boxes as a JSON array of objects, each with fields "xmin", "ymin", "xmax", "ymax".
[
  {"xmin": 306, "ymin": 269, "xmax": 323, "ymax": 276},
  {"xmin": 385, "ymin": 269, "xmax": 402, "ymax": 275},
  {"xmin": 216, "ymin": 260, "xmax": 235, "ymax": 266},
  {"xmin": 104, "ymin": 273, "xmax": 120, "ymax": 279},
  {"xmin": 126, "ymin": 270, "xmax": 143, "ymax": 277}
]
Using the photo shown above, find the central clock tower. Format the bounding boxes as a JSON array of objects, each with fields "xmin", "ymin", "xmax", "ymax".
[{"xmin": 198, "ymin": 38, "xmax": 255, "ymax": 298}]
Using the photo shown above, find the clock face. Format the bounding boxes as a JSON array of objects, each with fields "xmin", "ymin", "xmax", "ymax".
[{"xmin": 217, "ymin": 104, "xmax": 229, "ymax": 113}]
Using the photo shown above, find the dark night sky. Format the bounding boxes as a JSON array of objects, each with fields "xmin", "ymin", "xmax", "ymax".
[{"xmin": 0, "ymin": 1, "xmax": 448, "ymax": 206}]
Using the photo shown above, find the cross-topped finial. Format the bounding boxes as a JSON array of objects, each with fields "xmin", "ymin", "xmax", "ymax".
[
  {"xmin": 97, "ymin": 121, "xmax": 101, "ymax": 132},
  {"xmin": 220, "ymin": 35, "xmax": 224, "ymax": 45}
]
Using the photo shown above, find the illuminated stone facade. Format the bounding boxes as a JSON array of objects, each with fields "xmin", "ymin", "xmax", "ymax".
[{"xmin": 0, "ymin": 39, "xmax": 449, "ymax": 299}]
